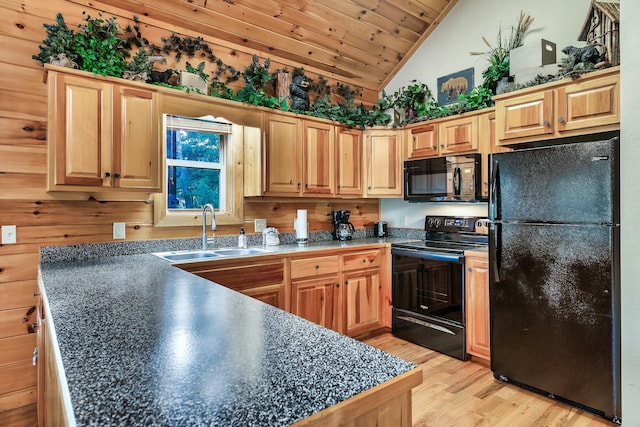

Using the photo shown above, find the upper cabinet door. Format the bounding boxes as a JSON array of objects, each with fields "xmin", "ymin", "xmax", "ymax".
[
  {"xmin": 335, "ymin": 127, "xmax": 363, "ymax": 197},
  {"xmin": 556, "ymin": 73, "xmax": 619, "ymax": 133},
  {"xmin": 439, "ymin": 115, "xmax": 479, "ymax": 154},
  {"xmin": 49, "ymin": 73, "xmax": 112, "ymax": 188},
  {"xmin": 264, "ymin": 113, "xmax": 302, "ymax": 195},
  {"xmin": 496, "ymin": 89, "xmax": 554, "ymax": 142},
  {"xmin": 112, "ymin": 86, "xmax": 160, "ymax": 190},
  {"xmin": 409, "ymin": 124, "xmax": 438, "ymax": 158},
  {"xmin": 302, "ymin": 120, "xmax": 334, "ymax": 195},
  {"xmin": 364, "ymin": 129, "xmax": 403, "ymax": 197}
]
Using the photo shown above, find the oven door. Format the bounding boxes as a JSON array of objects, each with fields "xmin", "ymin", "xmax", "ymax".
[{"xmin": 391, "ymin": 247, "xmax": 468, "ymax": 360}]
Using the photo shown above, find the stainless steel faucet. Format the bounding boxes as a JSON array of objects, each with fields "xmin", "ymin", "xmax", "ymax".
[{"xmin": 202, "ymin": 203, "xmax": 217, "ymax": 249}]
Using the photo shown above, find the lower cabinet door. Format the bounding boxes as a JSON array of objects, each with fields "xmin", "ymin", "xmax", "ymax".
[
  {"xmin": 343, "ymin": 269, "xmax": 381, "ymax": 336},
  {"xmin": 291, "ymin": 277, "xmax": 341, "ymax": 332}
]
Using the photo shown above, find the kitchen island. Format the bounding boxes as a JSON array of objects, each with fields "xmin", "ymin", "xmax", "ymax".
[{"xmin": 39, "ymin": 253, "xmax": 421, "ymax": 426}]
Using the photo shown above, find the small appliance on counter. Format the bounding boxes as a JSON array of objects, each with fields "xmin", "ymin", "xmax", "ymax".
[
  {"xmin": 294, "ymin": 209, "xmax": 308, "ymax": 245},
  {"xmin": 332, "ymin": 210, "xmax": 355, "ymax": 241},
  {"xmin": 375, "ymin": 221, "xmax": 388, "ymax": 238},
  {"xmin": 262, "ymin": 227, "xmax": 280, "ymax": 246}
]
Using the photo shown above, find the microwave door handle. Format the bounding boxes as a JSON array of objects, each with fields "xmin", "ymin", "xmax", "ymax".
[{"xmin": 453, "ymin": 167, "xmax": 462, "ymax": 195}]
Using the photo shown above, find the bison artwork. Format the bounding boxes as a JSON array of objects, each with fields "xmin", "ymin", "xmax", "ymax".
[{"xmin": 440, "ymin": 76, "xmax": 469, "ymax": 100}]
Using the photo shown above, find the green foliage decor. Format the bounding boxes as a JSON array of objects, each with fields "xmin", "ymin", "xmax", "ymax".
[
  {"xmin": 32, "ymin": 13, "xmax": 78, "ymax": 65},
  {"xmin": 73, "ymin": 12, "xmax": 129, "ymax": 77},
  {"xmin": 470, "ymin": 11, "xmax": 534, "ymax": 95},
  {"xmin": 33, "ymin": 11, "xmax": 501, "ymax": 129}
]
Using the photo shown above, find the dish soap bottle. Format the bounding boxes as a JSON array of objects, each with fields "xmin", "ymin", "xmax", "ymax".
[{"xmin": 238, "ymin": 227, "xmax": 247, "ymax": 249}]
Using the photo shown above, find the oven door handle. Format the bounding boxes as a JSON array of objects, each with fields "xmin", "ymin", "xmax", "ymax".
[{"xmin": 391, "ymin": 247, "xmax": 464, "ymax": 263}]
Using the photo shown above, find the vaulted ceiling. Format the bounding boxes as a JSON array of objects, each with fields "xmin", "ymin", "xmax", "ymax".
[{"xmin": 99, "ymin": 0, "xmax": 459, "ymax": 92}]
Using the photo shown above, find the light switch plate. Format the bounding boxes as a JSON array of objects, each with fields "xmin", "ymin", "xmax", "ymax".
[
  {"xmin": 254, "ymin": 219, "xmax": 267, "ymax": 233},
  {"xmin": 1, "ymin": 225, "xmax": 16, "ymax": 244},
  {"xmin": 113, "ymin": 222, "xmax": 126, "ymax": 239}
]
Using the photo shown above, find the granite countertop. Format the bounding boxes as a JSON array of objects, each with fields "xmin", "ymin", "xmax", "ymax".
[{"xmin": 40, "ymin": 253, "xmax": 416, "ymax": 426}]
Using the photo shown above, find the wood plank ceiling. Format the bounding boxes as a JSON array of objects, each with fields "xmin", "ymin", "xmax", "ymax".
[{"xmin": 98, "ymin": 0, "xmax": 459, "ymax": 92}]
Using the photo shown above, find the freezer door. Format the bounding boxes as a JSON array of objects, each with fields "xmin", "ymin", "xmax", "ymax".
[
  {"xmin": 490, "ymin": 222, "xmax": 620, "ymax": 419},
  {"xmin": 490, "ymin": 137, "xmax": 619, "ymax": 224}
]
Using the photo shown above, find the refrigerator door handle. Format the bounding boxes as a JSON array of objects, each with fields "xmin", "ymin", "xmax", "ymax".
[
  {"xmin": 490, "ymin": 222, "xmax": 500, "ymax": 282},
  {"xmin": 489, "ymin": 156, "xmax": 499, "ymax": 220}
]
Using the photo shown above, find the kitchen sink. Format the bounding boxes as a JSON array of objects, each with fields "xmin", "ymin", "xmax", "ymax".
[
  {"xmin": 152, "ymin": 247, "xmax": 273, "ymax": 262},
  {"xmin": 212, "ymin": 248, "xmax": 272, "ymax": 256}
]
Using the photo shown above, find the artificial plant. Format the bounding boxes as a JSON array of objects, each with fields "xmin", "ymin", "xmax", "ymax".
[
  {"xmin": 470, "ymin": 11, "xmax": 534, "ymax": 94},
  {"xmin": 73, "ymin": 12, "xmax": 129, "ymax": 77},
  {"xmin": 32, "ymin": 13, "xmax": 78, "ymax": 66}
]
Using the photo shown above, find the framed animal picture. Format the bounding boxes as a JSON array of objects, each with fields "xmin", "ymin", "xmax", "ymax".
[{"xmin": 437, "ymin": 67, "xmax": 474, "ymax": 105}]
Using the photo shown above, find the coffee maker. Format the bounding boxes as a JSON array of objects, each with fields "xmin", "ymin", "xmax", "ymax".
[{"xmin": 332, "ymin": 210, "xmax": 355, "ymax": 241}]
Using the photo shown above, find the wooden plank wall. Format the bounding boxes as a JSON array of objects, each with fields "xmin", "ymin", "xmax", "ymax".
[{"xmin": 0, "ymin": 0, "xmax": 380, "ymax": 421}]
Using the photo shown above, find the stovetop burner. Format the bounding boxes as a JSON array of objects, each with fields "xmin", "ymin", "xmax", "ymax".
[{"xmin": 393, "ymin": 216, "xmax": 489, "ymax": 253}]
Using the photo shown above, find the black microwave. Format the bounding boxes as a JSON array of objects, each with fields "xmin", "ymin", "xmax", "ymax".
[{"xmin": 404, "ymin": 154, "xmax": 482, "ymax": 202}]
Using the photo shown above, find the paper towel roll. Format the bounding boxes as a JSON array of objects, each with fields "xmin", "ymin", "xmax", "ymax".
[{"xmin": 295, "ymin": 209, "xmax": 308, "ymax": 239}]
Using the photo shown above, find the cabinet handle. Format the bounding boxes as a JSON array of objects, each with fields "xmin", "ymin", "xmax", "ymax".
[
  {"xmin": 362, "ymin": 259, "xmax": 367, "ymax": 263},
  {"xmin": 32, "ymin": 347, "xmax": 39, "ymax": 366},
  {"xmin": 467, "ymin": 268, "xmax": 472, "ymax": 272},
  {"xmin": 113, "ymin": 173, "xmax": 121, "ymax": 178},
  {"xmin": 28, "ymin": 322, "xmax": 38, "ymax": 333},
  {"xmin": 345, "ymin": 280, "xmax": 349, "ymax": 285},
  {"xmin": 289, "ymin": 179, "xmax": 292, "ymax": 184},
  {"xmin": 336, "ymin": 283, "xmax": 340, "ymax": 288},
  {"xmin": 104, "ymin": 172, "xmax": 111, "ymax": 178},
  {"xmin": 315, "ymin": 265, "xmax": 319, "ymax": 269},
  {"xmin": 543, "ymin": 120, "xmax": 551, "ymax": 126},
  {"xmin": 305, "ymin": 183, "xmax": 308, "ymax": 188},
  {"xmin": 440, "ymin": 144, "xmax": 444, "ymax": 148},
  {"xmin": 558, "ymin": 117, "xmax": 566, "ymax": 123},
  {"xmin": 297, "ymin": 182, "xmax": 301, "ymax": 188}
]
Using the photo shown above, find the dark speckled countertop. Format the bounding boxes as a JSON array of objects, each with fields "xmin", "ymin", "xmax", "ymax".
[{"xmin": 40, "ymin": 253, "xmax": 416, "ymax": 426}]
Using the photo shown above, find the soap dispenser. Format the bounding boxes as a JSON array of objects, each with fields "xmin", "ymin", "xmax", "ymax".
[{"xmin": 238, "ymin": 227, "xmax": 247, "ymax": 249}]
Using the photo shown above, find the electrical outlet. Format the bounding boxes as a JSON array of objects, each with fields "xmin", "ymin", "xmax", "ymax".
[
  {"xmin": 254, "ymin": 218, "xmax": 267, "ymax": 233},
  {"xmin": 113, "ymin": 222, "xmax": 126, "ymax": 239},
  {"xmin": 1, "ymin": 225, "xmax": 16, "ymax": 244}
]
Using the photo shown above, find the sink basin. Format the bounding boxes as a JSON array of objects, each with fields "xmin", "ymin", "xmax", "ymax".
[
  {"xmin": 153, "ymin": 250, "xmax": 221, "ymax": 262},
  {"xmin": 213, "ymin": 248, "xmax": 273, "ymax": 256},
  {"xmin": 153, "ymin": 247, "xmax": 273, "ymax": 262}
]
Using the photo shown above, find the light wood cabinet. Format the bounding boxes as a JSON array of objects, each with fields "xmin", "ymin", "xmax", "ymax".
[
  {"xmin": 335, "ymin": 127, "xmax": 363, "ymax": 196},
  {"xmin": 302, "ymin": 120, "xmax": 335, "ymax": 196},
  {"xmin": 46, "ymin": 68, "xmax": 160, "ymax": 192},
  {"xmin": 363, "ymin": 128, "xmax": 403, "ymax": 197},
  {"xmin": 405, "ymin": 108, "xmax": 494, "ymax": 160},
  {"xmin": 408, "ymin": 123, "xmax": 438, "ymax": 158},
  {"xmin": 264, "ymin": 113, "xmax": 302, "ymax": 195},
  {"xmin": 291, "ymin": 276, "xmax": 341, "ymax": 331},
  {"xmin": 290, "ymin": 256, "xmax": 341, "ymax": 330},
  {"xmin": 495, "ymin": 66, "xmax": 619, "ymax": 145},
  {"xmin": 179, "ymin": 258, "xmax": 287, "ymax": 311},
  {"xmin": 342, "ymin": 250, "xmax": 383, "ymax": 336},
  {"xmin": 439, "ymin": 115, "xmax": 479, "ymax": 154},
  {"xmin": 465, "ymin": 252, "xmax": 490, "ymax": 361},
  {"xmin": 263, "ymin": 114, "xmax": 335, "ymax": 197}
]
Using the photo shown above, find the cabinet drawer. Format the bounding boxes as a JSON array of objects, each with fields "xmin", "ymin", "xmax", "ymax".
[
  {"xmin": 183, "ymin": 260, "xmax": 284, "ymax": 292},
  {"xmin": 342, "ymin": 250, "xmax": 382, "ymax": 271},
  {"xmin": 0, "ymin": 253, "xmax": 40, "ymax": 284},
  {"xmin": 0, "ymin": 306, "xmax": 37, "ymax": 339},
  {"xmin": 291, "ymin": 256, "xmax": 340, "ymax": 279},
  {"xmin": 0, "ymin": 361, "xmax": 36, "ymax": 396},
  {"xmin": 0, "ymin": 280, "xmax": 38, "ymax": 311},
  {"xmin": 0, "ymin": 334, "xmax": 36, "ymax": 366}
]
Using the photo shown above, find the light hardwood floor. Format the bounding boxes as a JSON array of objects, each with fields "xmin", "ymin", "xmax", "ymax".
[{"xmin": 364, "ymin": 333, "xmax": 618, "ymax": 427}]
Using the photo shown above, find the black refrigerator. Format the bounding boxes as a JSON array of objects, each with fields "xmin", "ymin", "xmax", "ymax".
[{"xmin": 489, "ymin": 136, "xmax": 621, "ymax": 422}]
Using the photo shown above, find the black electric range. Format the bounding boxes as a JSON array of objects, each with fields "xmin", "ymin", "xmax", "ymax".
[{"xmin": 390, "ymin": 216, "xmax": 489, "ymax": 360}]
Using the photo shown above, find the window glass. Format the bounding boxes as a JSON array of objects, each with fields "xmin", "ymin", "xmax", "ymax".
[{"xmin": 165, "ymin": 115, "xmax": 231, "ymax": 211}]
